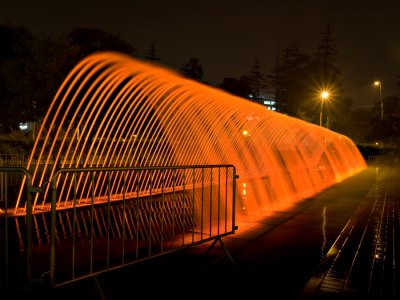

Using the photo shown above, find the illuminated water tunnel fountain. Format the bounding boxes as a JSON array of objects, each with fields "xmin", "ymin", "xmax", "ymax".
[{"xmin": 15, "ymin": 51, "xmax": 366, "ymax": 224}]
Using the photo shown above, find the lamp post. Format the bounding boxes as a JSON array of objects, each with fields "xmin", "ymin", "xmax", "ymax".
[
  {"xmin": 320, "ymin": 91, "xmax": 329, "ymax": 127},
  {"xmin": 374, "ymin": 81, "xmax": 383, "ymax": 120}
]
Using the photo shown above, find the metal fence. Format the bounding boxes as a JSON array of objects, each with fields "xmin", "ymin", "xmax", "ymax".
[
  {"xmin": 0, "ymin": 167, "xmax": 34, "ymax": 292},
  {"xmin": 0, "ymin": 154, "xmax": 29, "ymax": 167},
  {"xmin": 1, "ymin": 165, "xmax": 237, "ymax": 291},
  {"xmin": 368, "ymin": 155, "xmax": 400, "ymax": 166}
]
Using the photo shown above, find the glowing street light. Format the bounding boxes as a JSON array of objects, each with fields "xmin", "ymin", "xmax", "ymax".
[
  {"xmin": 374, "ymin": 81, "xmax": 383, "ymax": 120},
  {"xmin": 320, "ymin": 91, "xmax": 329, "ymax": 127}
]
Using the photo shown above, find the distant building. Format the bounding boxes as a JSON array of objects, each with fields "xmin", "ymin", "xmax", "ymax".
[
  {"xmin": 19, "ymin": 122, "xmax": 33, "ymax": 132},
  {"xmin": 248, "ymin": 93, "xmax": 277, "ymax": 111}
]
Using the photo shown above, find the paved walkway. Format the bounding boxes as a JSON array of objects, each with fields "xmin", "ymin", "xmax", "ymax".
[
  {"xmin": 302, "ymin": 166, "xmax": 399, "ymax": 299},
  {"xmin": 18, "ymin": 165, "xmax": 400, "ymax": 299}
]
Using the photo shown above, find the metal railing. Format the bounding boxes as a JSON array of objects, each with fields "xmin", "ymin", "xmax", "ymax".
[
  {"xmin": 1, "ymin": 165, "xmax": 237, "ymax": 291},
  {"xmin": 368, "ymin": 155, "xmax": 400, "ymax": 166},
  {"xmin": 0, "ymin": 167, "xmax": 34, "ymax": 292},
  {"xmin": 0, "ymin": 154, "xmax": 29, "ymax": 167}
]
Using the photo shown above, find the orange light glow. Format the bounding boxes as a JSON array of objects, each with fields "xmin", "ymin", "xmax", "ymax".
[
  {"xmin": 321, "ymin": 91, "xmax": 329, "ymax": 99},
  {"xmin": 15, "ymin": 52, "xmax": 367, "ymax": 220}
]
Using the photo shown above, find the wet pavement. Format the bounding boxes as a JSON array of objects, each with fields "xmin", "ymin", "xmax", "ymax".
[
  {"xmin": 301, "ymin": 166, "xmax": 400, "ymax": 299},
  {"xmin": 10, "ymin": 165, "xmax": 400, "ymax": 299}
]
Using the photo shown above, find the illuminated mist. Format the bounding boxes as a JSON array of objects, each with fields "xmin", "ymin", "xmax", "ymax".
[{"xmin": 16, "ymin": 51, "xmax": 366, "ymax": 221}]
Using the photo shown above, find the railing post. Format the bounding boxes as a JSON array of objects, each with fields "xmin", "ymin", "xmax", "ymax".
[
  {"xmin": 50, "ymin": 174, "xmax": 57, "ymax": 286},
  {"xmin": 1, "ymin": 164, "xmax": 238, "ymax": 289},
  {"xmin": 26, "ymin": 176, "xmax": 33, "ymax": 290},
  {"xmin": 233, "ymin": 167, "xmax": 238, "ymax": 232}
]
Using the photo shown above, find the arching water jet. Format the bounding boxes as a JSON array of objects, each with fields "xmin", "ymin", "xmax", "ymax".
[{"xmin": 14, "ymin": 51, "xmax": 366, "ymax": 222}]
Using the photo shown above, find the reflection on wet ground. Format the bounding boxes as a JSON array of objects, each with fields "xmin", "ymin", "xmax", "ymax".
[
  {"xmin": 1, "ymin": 185, "xmax": 235, "ymax": 288},
  {"xmin": 3, "ymin": 166, "xmax": 399, "ymax": 299},
  {"xmin": 302, "ymin": 166, "xmax": 400, "ymax": 299}
]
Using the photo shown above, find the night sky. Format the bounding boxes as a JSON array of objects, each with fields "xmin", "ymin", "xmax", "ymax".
[{"xmin": 1, "ymin": 0, "xmax": 400, "ymax": 108}]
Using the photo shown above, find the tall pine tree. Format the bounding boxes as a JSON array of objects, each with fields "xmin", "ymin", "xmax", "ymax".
[
  {"xmin": 146, "ymin": 40, "xmax": 160, "ymax": 62},
  {"xmin": 247, "ymin": 59, "xmax": 268, "ymax": 104},
  {"xmin": 267, "ymin": 42, "xmax": 310, "ymax": 116},
  {"xmin": 313, "ymin": 24, "xmax": 351, "ymax": 129}
]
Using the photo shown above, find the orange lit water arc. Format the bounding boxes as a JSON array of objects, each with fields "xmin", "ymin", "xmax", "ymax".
[{"xmin": 16, "ymin": 51, "xmax": 366, "ymax": 221}]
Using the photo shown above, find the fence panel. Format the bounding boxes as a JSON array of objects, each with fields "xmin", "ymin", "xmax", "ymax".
[
  {"xmin": 0, "ymin": 167, "xmax": 33, "ymax": 292},
  {"xmin": 1, "ymin": 165, "xmax": 237, "ymax": 290}
]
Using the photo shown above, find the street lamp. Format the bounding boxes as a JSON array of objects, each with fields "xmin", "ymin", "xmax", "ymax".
[
  {"xmin": 374, "ymin": 81, "xmax": 383, "ymax": 120},
  {"xmin": 320, "ymin": 91, "xmax": 329, "ymax": 127}
]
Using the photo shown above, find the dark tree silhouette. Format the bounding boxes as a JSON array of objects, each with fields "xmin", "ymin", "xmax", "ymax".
[
  {"xmin": 365, "ymin": 96, "xmax": 400, "ymax": 146},
  {"xmin": 67, "ymin": 27, "xmax": 136, "ymax": 62},
  {"xmin": 180, "ymin": 57, "xmax": 204, "ymax": 81},
  {"xmin": 146, "ymin": 40, "xmax": 160, "ymax": 62},
  {"xmin": 247, "ymin": 59, "xmax": 268, "ymax": 103},
  {"xmin": 314, "ymin": 24, "xmax": 340, "ymax": 80},
  {"xmin": 0, "ymin": 24, "xmax": 35, "ymax": 132},
  {"xmin": 0, "ymin": 25, "xmax": 138, "ymax": 134},
  {"xmin": 267, "ymin": 42, "xmax": 310, "ymax": 116},
  {"xmin": 313, "ymin": 24, "xmax": 350, "ymax": 130},
  {"xmin": 218, "ymin": 77, "xmax": 252, "ymax": 98}
]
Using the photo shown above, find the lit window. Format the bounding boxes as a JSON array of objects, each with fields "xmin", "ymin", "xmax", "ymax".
[{"xmin": 19, "ymin": 123, "xmax": 28, "ymax": 130}]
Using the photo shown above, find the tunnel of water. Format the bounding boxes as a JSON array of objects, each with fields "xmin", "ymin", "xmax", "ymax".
[{"xmin": 13, "ymin": 51, "xmax": 366, "ymax": 220}]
